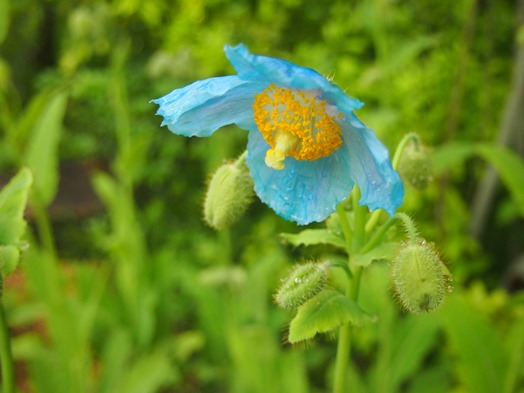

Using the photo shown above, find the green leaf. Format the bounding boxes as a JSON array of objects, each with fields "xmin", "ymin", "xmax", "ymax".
[
  {"xmin": 0, "ymin": 168, "xmax": 32, "ymax": 246},
  {"xmin": 280, "ymin": 229, "xmax": 346, "ymax": 249},
  {"xmin": 352, "ymin": 242, "xmax": 399, "ymax": 267},
  {"xmin": 25, "ymin": 91, "xmax": 67, "ymax": 206},
  {"xmin": 389, "ymin": 314, "xmax": 440, "ymax": 388},
  {"xmin": 440, "ymin": 293, "xmax": 508, "ymax": 393},
  {"xmin": 116, "ymin": 349, "xmax": 179, "ymax": 393},
  {"xmin": 288, "ymin": 290, "xmax": 376, "ymax": 343},
  {"xmin": 475, "ymin": 144, "xmax": 524, "ymax": 217},
  {"xmin": 432, "ymin": 142, "xmax": 475, "ymax": 174},
  {"xmin": 432, "ymin": 142, "xmax": 524, "ymax": 217}
]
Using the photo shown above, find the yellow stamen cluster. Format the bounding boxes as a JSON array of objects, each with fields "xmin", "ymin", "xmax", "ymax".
[{"xmin": 253, "ymin": 84, "xmax": 343, "ymax": 170}]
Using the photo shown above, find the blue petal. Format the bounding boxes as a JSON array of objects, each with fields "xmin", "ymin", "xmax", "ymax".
[
  {"xmin": 224, "ymin": 44, "xmax": 364, "ymax": 115},
  {"xmin": 245, "ymin": 130, "xmax": 355, "ymax": 225},
  {"xmin": 341, "ymin": 114, "xmax": 404, "ymax": 215},
  {"xmin": 152, "ymin": 76, "xmax": 267, "ymax": 136}
]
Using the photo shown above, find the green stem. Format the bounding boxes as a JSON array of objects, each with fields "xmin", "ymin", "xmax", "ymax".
[
  {"xmin": 32, "ymin": 200, "xmax": 57, "ymax": 260},
  {"xmin": 352, "ymin": 187, "xmax": 366, "ymax": 250},
  {"xmin": 391, "ymin": 132, "xmax": 420, "ymax": 170},
  {"xmin": 361, "ymin": 217, "xmax": 399, "ymax": 255},
  {"xmin": 233, "ymin": 150, "xmax": 248, "ymax": 168},
  {"xmin": 333, "ymin": 187, "xmax": 367, "ymax": 393},
  {"xmin": 0, "ymin": 300, "xmax": 15, "ymax": 393},
  {"xmin": 333, "ymin": 266, "xmax": 363, "ymax": 393},
  {"xmin": 393, "ymin": 212, "xmax": 419, "ymax": 241},
  {"xmin": 336, "ymin": 201, "xmax": 353, "ymax": 250}
]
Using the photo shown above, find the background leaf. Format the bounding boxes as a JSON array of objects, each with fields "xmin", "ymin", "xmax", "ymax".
[
  {"xmin": 25, "ymin": 91, "xmax": 67, "ymax": 206},
  {"xmin": 475, "ymin": 144, "xmax": 524, "ymax": 217},
  {"xmin": 439, "ymin": 293, "xmax": 509, "ymax": 393}
]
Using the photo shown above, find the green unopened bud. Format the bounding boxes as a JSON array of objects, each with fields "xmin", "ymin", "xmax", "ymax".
[
  {"xmin": 398, "ymin": 139, "xmax": 433, "ymax": 189},
  {"xmin": 204, "ymin": 155, "xmax": 254, "ymax": 230},
  {"xmin": 275, "ymin": 262, "xmax": 328, "ymax": 309},
  {"xmin": 0, "ymin": 245, "xmax": 20, "ymax": 276},
  {"xmin": 392, "ymin": 239, "xmax": 451, "ymax": 314}
]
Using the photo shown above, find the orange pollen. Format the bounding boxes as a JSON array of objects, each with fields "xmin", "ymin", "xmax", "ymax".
[{"xmin": 253, "ymin": 84, "xmax": 343, "ymax": 170}]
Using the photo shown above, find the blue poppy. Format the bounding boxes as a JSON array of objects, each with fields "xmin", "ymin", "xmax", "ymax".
[{"xmin": 152, "ymin": 44, "xmax": 403, "ymax": 225}]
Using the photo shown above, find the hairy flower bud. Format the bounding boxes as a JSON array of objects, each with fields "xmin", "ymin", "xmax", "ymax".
[
  {"xmin": 275, "ymin": 262, "xmax": 328, "ymax": 309},
  {"xmin": 204, "ymin": 158, "xmax": 254, "ymax": 230},
  {"xmin": 398, "ymin": 139, "xmax": 432, "ymax": 189},
  {"xmin": 392, "ymin": 240, "xmax": 451, "ymax": 314},
  {"xmin": 0, "ymin": 245, "xmax": 20, "ymax": 276}
]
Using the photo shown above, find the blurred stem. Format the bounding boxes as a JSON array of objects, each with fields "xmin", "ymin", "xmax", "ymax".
[
  {"xmin": 391, "ymin": 132, "xmax": 419, "ymax": 170},
  {"xmin": 333, "ymin": 187, "xmax": 366, "ymax": 393},
  {"xmin": 219, "ymin": 228, "xmax": 232, "ymax": 266},
  {"xmin": 0, "ymin": 300, "xmax": 15, "ymax": 393},
  {"xmin": 32, "ymin": 199, "xmax": 57, "ymax": 259},
  {"xmin": 336, "ymin": 200, "xmax": 353, "ymax": 251}
]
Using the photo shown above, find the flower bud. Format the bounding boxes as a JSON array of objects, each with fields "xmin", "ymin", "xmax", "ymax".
[
  {"xmin": 398, "ymin": 139, "xmax": 432, "ymax": 189},
  {"xmin": 204, "ymin": 159, "xmax": 254, "ymax": 230},
  {"xmin": 275, "ymin": 262, "xmax": 328, "ymax": 309},
  {"xmin": 0, "ymin": 245, "xmax": 20, "ymax": 276},
  {"xmin": 392, "ymin": 240, "xmax": 450, "ymax": 314}
]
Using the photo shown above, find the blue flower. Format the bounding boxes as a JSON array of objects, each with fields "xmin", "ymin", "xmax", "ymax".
[{"xmin": 152, "ymin": 44, "xmax": 404, "ymax": 225}]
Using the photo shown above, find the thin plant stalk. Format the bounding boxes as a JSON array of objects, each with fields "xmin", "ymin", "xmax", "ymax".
[
  {"xmin": 333, "ymin": 187, "xmax": 367, "ymax": 393},
  {"xmin": 0, "ymin": 300, "xmax": 15, "ymax": 393}
]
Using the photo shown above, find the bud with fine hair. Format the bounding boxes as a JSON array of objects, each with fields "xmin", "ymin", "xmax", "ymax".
[
  {"xmin": 392, "ymin": 239, "xmax": 451, "ymax": 314},
  {"xmin": 275, "ymin": 261, "xmax": 328, "ymax": 309},
  {"xmin": 204, "ymin": 157, "xmax": 254, "ymax": 230},
  {"xmin": 398, "ymin": 138, "xmax": 433, "ymax": 189}
]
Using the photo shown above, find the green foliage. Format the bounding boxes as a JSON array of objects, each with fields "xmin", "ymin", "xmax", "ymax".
[
  {"xmin": 0, "ymin": 168, "xmax": 32, "ymax": 275},
  {"xmin": 0, "ymin": 0, "xmax": 522, "ymax": 392},
  {"xmin": 24, "ymin": 92, "xmax": 66, "ymax": 206},
  {"xmin": 289, "ymin": 290, "xmax": 376, "ymax": 344},
  {"xmin": 280, "ymin": 228, "xmax": 346, "ymax": 249},
  {"xmin": 0, "ymin": 168, "xmax": 32, "ymax": 246}
]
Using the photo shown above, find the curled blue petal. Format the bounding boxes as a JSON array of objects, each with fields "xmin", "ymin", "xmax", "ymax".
[
  {"xmin": 152, "ymin": 76, "xmax": 267, "ymax": 136},
  {"xmin": 341, "ymin": 114, "xmax": 404, "ymax": 215},
  {"xmin": 224, "ymin": 43, "xmax": 364, "ymax": 115},
  {"xmin": 245, "ymin": 130, "xmax": 355, "ymax": 225}
]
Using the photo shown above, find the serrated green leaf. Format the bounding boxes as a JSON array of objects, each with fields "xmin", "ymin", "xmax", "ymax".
[
  {"xmin": 25, "ymin": 92, "xmax": 67, "ymax": 206},
  {"xmin": 280, "ymin": 229, "xmax": 346, "ymax": 249},
  {"xmin": 288, "ymin": 290, "xmax": 376, "ymax": 343},
  {"xmin": 352, "ymin": 242, "xmax": 399, "ymax": 266},
  {"xmin": 0, "ymin": 168, "xmax": 32, "ymax": 246},
  {"xmin": 476, "ymin": 144, "xmax": 524, "ymax": 217}
]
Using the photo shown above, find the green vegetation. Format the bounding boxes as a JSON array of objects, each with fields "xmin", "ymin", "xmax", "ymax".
[{"xmin": 0, "ymin": 0, "xmax": 523, "ymax": 392}]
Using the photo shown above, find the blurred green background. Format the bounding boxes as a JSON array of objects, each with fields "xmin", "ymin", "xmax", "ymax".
[{"xmin": 0, "ymin": 0, "xmax": 523, "ymax": 392}]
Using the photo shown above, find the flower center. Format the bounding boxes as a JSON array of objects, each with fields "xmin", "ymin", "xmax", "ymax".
[{"xmin": 253, "ymin": 84, "xmax": 343, "ymax": 170}]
